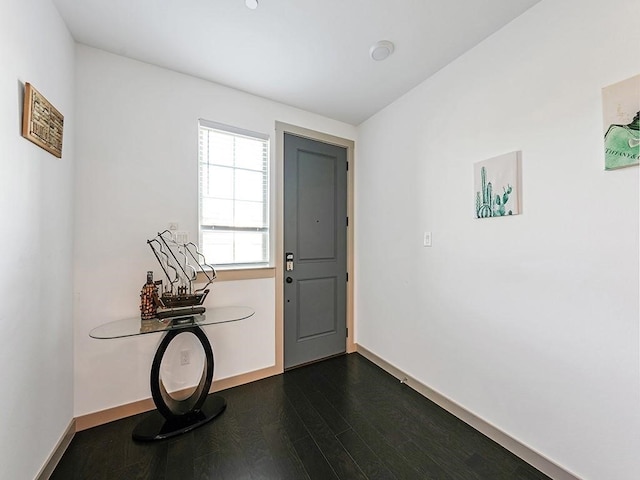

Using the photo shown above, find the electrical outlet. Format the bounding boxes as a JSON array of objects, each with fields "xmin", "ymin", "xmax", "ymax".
[{"xmin": 180, "ymin": 349, "xmax": 190, "ymax": 366}]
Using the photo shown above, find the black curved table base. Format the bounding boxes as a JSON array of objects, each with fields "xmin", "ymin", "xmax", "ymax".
[
  {"xmin": 132, "ymin": 324, "xmax": 225, "ymax": 441},
  {"xmin": 132, "ymin": 395, "xmax": 226, "ymax": 441}
]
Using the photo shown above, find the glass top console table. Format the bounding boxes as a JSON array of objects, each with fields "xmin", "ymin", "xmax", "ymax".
[{"xmin": 90, "ymin": 306, "xmax": 255, "ymax": 441}]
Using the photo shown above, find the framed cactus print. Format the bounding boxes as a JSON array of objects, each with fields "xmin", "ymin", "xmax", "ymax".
[
  {"xmin": 602, "ymin": 74, "xmax": 639, "ymax": 170},
  {"xmin": 474, "ymin": 151, "xmax": 521, "ymax": 219}
]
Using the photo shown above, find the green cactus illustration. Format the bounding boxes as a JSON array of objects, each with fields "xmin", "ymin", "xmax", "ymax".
[
  {"xmin": 493, "ymin": 185, "xmax": 513, "ymax": 216},
  {"xmin": 476, "ymin": 166, "xmax": 493, "ymax": 218},
  {"xmin": 476, "ymin": 166, "xmax": 513, "ymax": 218}
]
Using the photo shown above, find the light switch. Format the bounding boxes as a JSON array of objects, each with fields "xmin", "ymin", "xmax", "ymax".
[
  {"xmin": 423, "ymin": 231, "xmax": 432, "ymax": 247},
  {"xmin": 174, "ymin": 231, "xmax": 189, "ymax": 244}
]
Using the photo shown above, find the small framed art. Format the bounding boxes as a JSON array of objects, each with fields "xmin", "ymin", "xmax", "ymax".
[
  {"xmin": 22, "ymin": 83, "xmax": 64, "ymax": 158},
  {"xmin": 602, "ymin": 74, "xmax": 639, "ymax": 170}
]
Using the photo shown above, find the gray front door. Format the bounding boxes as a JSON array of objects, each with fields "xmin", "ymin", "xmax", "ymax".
[{"xmin": 284, "ymin": 133, "xmax": 347, "ymax": 369}]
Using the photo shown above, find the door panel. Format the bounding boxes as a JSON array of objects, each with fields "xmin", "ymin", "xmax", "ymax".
[
  {"xmin": 297, "ymin": 150, "xmax": 337, "ymax": 261},
  {"xmin": 297, "ymin": 277, "xmax": 337, "ymax": 340},
  {"xmin": 284, "ymin": 133, "xmax": 347, "ymax": 369}
]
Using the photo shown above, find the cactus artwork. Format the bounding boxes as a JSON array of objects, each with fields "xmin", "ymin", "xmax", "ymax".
[{"xmin": 474, "ymin": 152, "xmax": 520, "ymax": 219}]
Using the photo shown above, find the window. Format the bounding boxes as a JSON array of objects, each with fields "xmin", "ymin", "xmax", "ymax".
[{"xmin": 198, "ymin": 120, "xmax": 269, "ymax": 267}]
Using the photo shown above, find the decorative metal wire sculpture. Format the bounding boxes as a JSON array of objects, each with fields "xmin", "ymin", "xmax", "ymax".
[{"xmin": 145, "ymin": 230, "xmax": 216, "ymax": 319}]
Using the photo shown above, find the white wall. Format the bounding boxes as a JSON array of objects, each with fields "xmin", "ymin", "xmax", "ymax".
[
  {"xmin": 355, "ymin": 0, "xmax": 640, "ymax": 478},
  {"xmin": 0, "ymin": 0, "xmax": 75, "ymax": 478},
  {"xmin": 73, "ymin": 45, "xmax": 356, "ymax": 416}
]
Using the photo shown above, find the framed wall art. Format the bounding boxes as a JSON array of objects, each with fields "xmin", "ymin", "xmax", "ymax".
[
  {"xmin": 22, "ymin": 83, "xmax": 64, "ymax": 158},
  {"xmin": 474, "ymin": 151, "xmax": 521, "ymax": 219},
  {"xmin": 602, "ymin": 74, "xmax": 639, "ymax": 170}
]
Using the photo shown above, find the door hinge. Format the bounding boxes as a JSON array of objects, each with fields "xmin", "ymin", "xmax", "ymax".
[
  {"xmin": 346, "ymin": 161, "xmax": 349, "ymax": 171},
  {"xmin": 346, "ymin": 216, "xmax": 349, "ymax": 227},
  {"xmin": 346, "ymin": 327, "xmax": 349, "ymax": 337},
  {"xmin": 346, "ymin": 272, "xmax": 349, "ymax": 282}
]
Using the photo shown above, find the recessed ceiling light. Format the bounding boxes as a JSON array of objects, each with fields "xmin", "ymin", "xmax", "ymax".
[
  {"xmin": 369, "ymin": 40, "xmax": 394, "ymax": 61},
  {"xmin": 245, "ymin": 0, "xmax": 258, "ymax": 9}
]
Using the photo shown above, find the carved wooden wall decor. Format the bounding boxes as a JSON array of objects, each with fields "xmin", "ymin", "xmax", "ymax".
[{"xmin": 22, "ymin": 83, "xmax": 64, "ymax": 158}]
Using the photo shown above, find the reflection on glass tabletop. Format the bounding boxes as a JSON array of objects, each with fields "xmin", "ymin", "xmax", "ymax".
[{"xmin": 90, "ymin": 306, "xmax": 255, "ymax": 339}]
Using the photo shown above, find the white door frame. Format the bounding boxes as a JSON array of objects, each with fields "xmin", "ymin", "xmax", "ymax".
[{"xmin": 274, "ymin": 122, "xmax": 355, "ymax": 372}]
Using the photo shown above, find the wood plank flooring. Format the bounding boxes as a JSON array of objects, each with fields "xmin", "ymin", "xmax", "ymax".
[{"xmin": 52, "ymin": 353, "xmax": 550, "ymax": 479}]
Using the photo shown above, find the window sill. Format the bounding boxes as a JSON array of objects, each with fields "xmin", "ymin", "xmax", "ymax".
[{"xmin": 197, "ymin": 266, "xmax": 275, "ymax": 283}]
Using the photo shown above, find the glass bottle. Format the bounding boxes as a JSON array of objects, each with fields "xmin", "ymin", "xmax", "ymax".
[{"xmin": 140, "ymin": 271, "xmax": 159, "ymax": 320}]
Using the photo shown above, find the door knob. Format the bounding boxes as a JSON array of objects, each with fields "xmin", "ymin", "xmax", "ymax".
[{"xmin": 286, "ymin": 277, "xmax": 293, "ymax": 283}]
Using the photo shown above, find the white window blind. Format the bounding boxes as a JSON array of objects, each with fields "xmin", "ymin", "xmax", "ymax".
[{"xmin": 198, "ymin": 120, "xmax": 269, "ymax": 267}]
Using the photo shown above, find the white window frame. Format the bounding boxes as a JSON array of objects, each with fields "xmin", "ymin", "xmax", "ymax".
[{"xmin": 198, "ymin": 119, "xmax": 271, "ymax": 270}]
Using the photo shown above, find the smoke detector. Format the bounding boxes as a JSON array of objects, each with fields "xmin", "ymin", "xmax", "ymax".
[
  {"xmin": 245, "ymin": 0, "xmax": 258, "ymax": 9},
  {"xmin": 369, "ymin": 40, "xmax": 395, "ymax": 61}
]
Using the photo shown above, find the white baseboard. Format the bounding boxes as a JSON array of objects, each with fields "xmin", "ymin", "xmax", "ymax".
[
  {"xmin": 355, "ymin": 345, "xmax": 581, "ymax": 480},
  {"xmin": 35, "ymin": 418, "xmax": 76, "ymax": 480},
  {"xmin": 75, "ymin": 363, "xmax": 281, "ymax": 431}
]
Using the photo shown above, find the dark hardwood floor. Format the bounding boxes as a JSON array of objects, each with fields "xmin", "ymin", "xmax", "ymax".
[{"xmin": 52, "ymin": 353, "xmax": 550, "ymax": 480}]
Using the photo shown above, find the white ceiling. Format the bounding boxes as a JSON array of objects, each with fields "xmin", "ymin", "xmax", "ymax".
[{"xmin": 53, "ymin": 0, "xmax": 541, "ymax": 125}]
